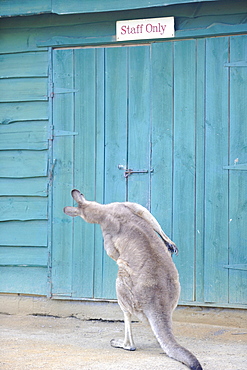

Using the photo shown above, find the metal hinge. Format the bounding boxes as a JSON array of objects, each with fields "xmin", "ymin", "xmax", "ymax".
[
  {"xmin": 223, "ymin": 264, "xmax": 247, "ymax": 271},
  {"xmin": 53, "ymin": 130, "xmax": 78, "ymax": 137},
  {"xmin": 224, "ymin": 61, "xmax": 247, "ymax": 67}
]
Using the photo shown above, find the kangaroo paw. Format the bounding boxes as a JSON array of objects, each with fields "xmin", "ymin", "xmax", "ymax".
[{"xmin": 110, "ymin": 339, "xmax": 136, "ymax": 351}]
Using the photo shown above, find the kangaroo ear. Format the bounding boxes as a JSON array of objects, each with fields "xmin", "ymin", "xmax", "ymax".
[
  {"xmin": 63, "ymin": 206, "xmax": 80, "ymax": 217},
  {"xmin": 71, "ymin": 189, "xmax": 86, "ymax": 204}
]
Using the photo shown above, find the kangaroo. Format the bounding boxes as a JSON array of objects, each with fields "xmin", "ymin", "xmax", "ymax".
[{"xmin": 64, "ymin": 189, "xmax": 203, "ymax": 370}]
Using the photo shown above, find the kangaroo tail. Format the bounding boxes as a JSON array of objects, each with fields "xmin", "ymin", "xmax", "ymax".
[{"xmin": 147, "ymin": 313, "xmax": 203, "ymax": 370}]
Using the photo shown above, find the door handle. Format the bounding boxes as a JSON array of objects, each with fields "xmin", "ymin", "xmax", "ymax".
[{"xmin": 118, "ymin": 165, "xmax": 154, "ymax": 178}]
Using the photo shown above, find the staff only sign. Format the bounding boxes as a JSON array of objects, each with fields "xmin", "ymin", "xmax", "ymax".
[{"xmin": 116, "ymin": 17, "xmax": 174, "ymax": 41}]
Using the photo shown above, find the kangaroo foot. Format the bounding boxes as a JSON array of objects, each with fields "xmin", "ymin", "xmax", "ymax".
[{"xmin": 110, "ymin": 339, "xmax": 136, "ymax": 351}]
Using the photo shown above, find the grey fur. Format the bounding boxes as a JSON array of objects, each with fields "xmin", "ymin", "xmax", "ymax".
[{"xmin": 64, "ymin": 189, "xmax": 203, "ymax": 370}]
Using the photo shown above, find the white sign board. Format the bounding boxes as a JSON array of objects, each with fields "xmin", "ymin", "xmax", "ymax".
[{"xmin": 116, "ymin": 17, "xmax": 174, "ymax": 42}]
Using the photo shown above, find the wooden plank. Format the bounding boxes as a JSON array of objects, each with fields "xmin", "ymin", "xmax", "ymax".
[
  {"xmin": 0, "ymin": 121, "xmax": 48, "ymax": 150},
  {"xmin": 195, "ymin": 38, "xmax": 206, "ymax": 303},
  {"xmin": 228, "ymin": 35, "xmax": 247, "ymax": 305},
  {"xmin": 51, "ymin": 49, "xmax": 74, "ymax": 296},
  {"xmin": 151, "ymin": 42, "xmax": 173, "ymax": 237},
  {"xmin": 128, "ymin": 45, "xmax": 151, "ymax": 209},
  {"xmin": 0, "ymin": 0, "xmax": 52, "ymax": 17},
  {"xmin": 101, "ymin": 46, "xmax": 130, "ymax": 299},
  {"xmin": 94, "ymin": 48, "xmax": 106, "ymax": 299},
  {"xmin": 0, "ymin": 78, "xmax": 48, "ymax": 102},
  {"xmin": 0, "ymin": 266, "xmax": 47, "ymax": 295},
  {"xmin": 0, "ymin": 150, "xmax": 48, "ymax": 178},
  {"xmin": 72, "ymin": 48, "xmax": 96, "ymax": 298},
  {"xmin": 0, "ymin": 102, "xmax": 48, "ymax": 124},
  {"xmin": 0, "ymin": 51, "xmax": 48, "ymax": 78},
  {"xmin": 104, "ymin": 47, "xmax": 128, "ymax": 204},
  {"xmin": 0, "ymin": 221, "xmax": 47, "ymax": 247},
  {"xmin": 173, "ymin": 39, "xmax": 196, "ymax": 302},
  {"xmin": 0, "ymin": 197, "xmax": 48, "ymax": 221},
  {"xmin": 51, "ymin": 0, "xmax": 218, "ymax": 15},
  {"xmin": 0, "ymin": 177, "xmax": 48, "ymax": 196},
  {"xmin": 0, "ymin": 246, "xmax": 48, "ymax": 267},
  {"xmin": 204, "ymin": 37, "xmax": 229, "ymax": 303}
]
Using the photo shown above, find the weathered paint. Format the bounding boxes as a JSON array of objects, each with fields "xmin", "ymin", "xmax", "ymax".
[
  {"xmin": 0, "ymin": 0, "xmax": 246, "ymax": 307},
  {"xmin": 52, "ymin": 36, "xmax": 247, "ymax": 306}
]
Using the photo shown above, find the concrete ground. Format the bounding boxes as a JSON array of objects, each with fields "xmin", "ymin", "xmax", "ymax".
[{"xmin": 0, "ymin": 306, "xmax": 246, "ymax": 370}]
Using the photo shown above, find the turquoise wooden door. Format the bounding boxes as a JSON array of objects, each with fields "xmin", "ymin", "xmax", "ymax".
[{"xmin": 52, "ymin": 35, "xmax": 247, "ymax": 307}]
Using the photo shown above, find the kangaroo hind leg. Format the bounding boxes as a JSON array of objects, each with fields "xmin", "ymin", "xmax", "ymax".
[{"xmin": 110, "ymin": 311, "xmax": 136, "ymax": 351}]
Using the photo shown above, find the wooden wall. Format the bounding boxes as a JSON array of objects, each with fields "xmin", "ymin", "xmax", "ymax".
[{"xmin": 0, "ymin": 0, "xmax": 246, "ymax": 299}]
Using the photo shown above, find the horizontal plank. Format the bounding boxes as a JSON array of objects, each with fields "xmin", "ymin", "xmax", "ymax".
[
  {"xmin": 0, "ymin": 102, "xmax": 48, "ymax": 124},
  {"xmin": 0, "ymin": 78, "xmax": 48, "ymax": 102},
  {"xmin": 0, "ymin": 150, "xmax": 48, "ymax": 178},
  {"xmin": 0, "ymin": 177, "xmax": 48, "ymax": 196},
  {"xmin": 0, "ymin": 197, "xmax": 48, "ymax": 221},
  {"xmin": 0, "ymin": 266, "xmax": 48, "ymax": 295},
  {"xmin": 0, "ymin": 121, "xmax": 48, "ymax": 150},
  {"xmin": 0, "ymin": 0, "xmax": 217, "ymax": 17},
  {"xmin": 0, "ymin": 220, "xmax": 48, "ymax": 247},
  {"xmin": 0, "ymin": 0, "xmax": 52, "ymax": 17},
  {"xmin": 0, "ymin": 246, "xmax": 48, "ymax": 267},
  {"xmin": 0, "ymin": 51, "xmax": 48, "ymax": 78}
]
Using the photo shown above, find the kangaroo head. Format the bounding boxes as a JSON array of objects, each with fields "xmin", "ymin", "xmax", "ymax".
[
  {"xmin": 63, "ymin": 189, "xmax": 88, "ymax": 218},
  {"xmin": 63, "ymin": 189, "xmax": 103, "ymax": 224}
]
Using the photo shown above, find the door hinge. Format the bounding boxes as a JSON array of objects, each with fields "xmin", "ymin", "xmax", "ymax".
[
  {"xmin": 53, "ymin": 130, "xmax": 78, "ymax": 137},
  {"xmin": 223, "ymin": 264, "xmax": 247, "ymax": 271},
  {"xmin": 54, "ymin": 87, "xmax": 79, "ymax": 94},
  {"xmin": 224, "ymin": 61, "xmax": 247, "ymax": 67}
]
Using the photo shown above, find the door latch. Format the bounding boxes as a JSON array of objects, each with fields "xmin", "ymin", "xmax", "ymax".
[{"xmin": 118, "ymin": 165, "xmax": 154, "ymax": 178}]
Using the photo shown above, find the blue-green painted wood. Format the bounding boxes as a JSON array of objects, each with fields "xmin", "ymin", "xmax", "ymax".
[
  {"xmin": 204, "ymin": 37, "xmax": 229, "ymax": 304},
  {"xmin": 0, "ymin": 78, "xmax": 48, "ymax": 102},
  {"xmin": 0, "ymin": 247, "xmax": 48, "ymax": 267},
  {"xmin": 195, "ymin": 38, "xmax": 206, "ymax": 303},
  {"xmin": 0, "ymin": 221, "xmax": 47, "ymax": 247},
  {"xmin": 228, "ymin": 35, "xmax": 247, "ymax": 305},
  {"xmin": 0, "ymin": 0, "xmax": 218, "ymax": 17},
  {"xmin": 73, "ymin": 48, "xmax": 97, "ymax": 298},
  {"xmin": 0, "ymin": 102, "xmax": 48, "ymax": 124},
  {"xmin": 102, "ymin": 47, "xmax": 129, "ymax": 298},
  {"xmin": 173, "ymin": 40, "xmax": 196, "ymax": 302},
  {"xmin": 0, "ymin": 266, "xmax": 47, "ymax": 295},
  {"xmin": 0, "ymin": 121, "xmax": 48, "ymax": 150},
  {"xmin": 0, "ymin": 51, "xmax": 48, "ymax": 78},
  {"xmin": 151, "ymin": 42, "xmax": 173, "ymax": 236},
  {"xmin": 0, "ymin": 150, "xmax": 48, "ymax": 178},
  {"xmin": 52, "ymin": 49, "xmax": 75, "ymax": 297},
  {"xmin": 128, "ymin": 46, "xmax": 151, "ymax": 209},
  {"xmin": 0, "ymin": 178, "xmax": 48, "ymax": 196},
  {"xmin": 0, "ymin": 197, "xmax": 47, "ymax": 221}
]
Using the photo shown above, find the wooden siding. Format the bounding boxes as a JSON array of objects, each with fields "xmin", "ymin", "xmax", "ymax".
[
  {"xmin": 0, "ymin": 0, "xmax": 218, "ymax": 17},
  {"xmin": 0, "ymin": 47, "xmax": 49, "ymax": 295},
  {"xmin": 0, "ymin": 1, "xmax": 246, "ymax": 306},
  {"xmin": 52, "ymin": 35, "xmax": 247, "ymax": 307}
]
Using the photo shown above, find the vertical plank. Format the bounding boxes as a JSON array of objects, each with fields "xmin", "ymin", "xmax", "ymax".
[
  {"xmin": 99, "ymin": 46, "xmax": 129, "ymax": 299},
  {"xmin": 104, "ymin": 47, "xmax": 128, "ymax": 204},
  {"xmin": 73, "ymin": 48, "xmax": 96, "ymax": 298},
  {"xmin": 195, "ymin": 38, "xmax": 206, "ymax": 303},
  {"xmin": 228, "ymin": 35, "xmax": 247, "ymax": 304},
  {"xmin": 128, "ymin": 45, "xmax": 151, "ymax": 209},
  {"xmin": 94, "ymin": 48, "xmax": 106, "ymax": 298},
  {"xmin": 52, "ymin": 49, "xmax": 74, "ymax": 297},
  {"xmin": 204, "ymin": 37, "xmax": 229, "ymax": 303},
  {"xmin": 173, "ymin": 40, "xmax": 196, "ymax": 302},
  {"xmin": 151, "ymin": 42, "xmax": 173, "ymax": 238}
]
